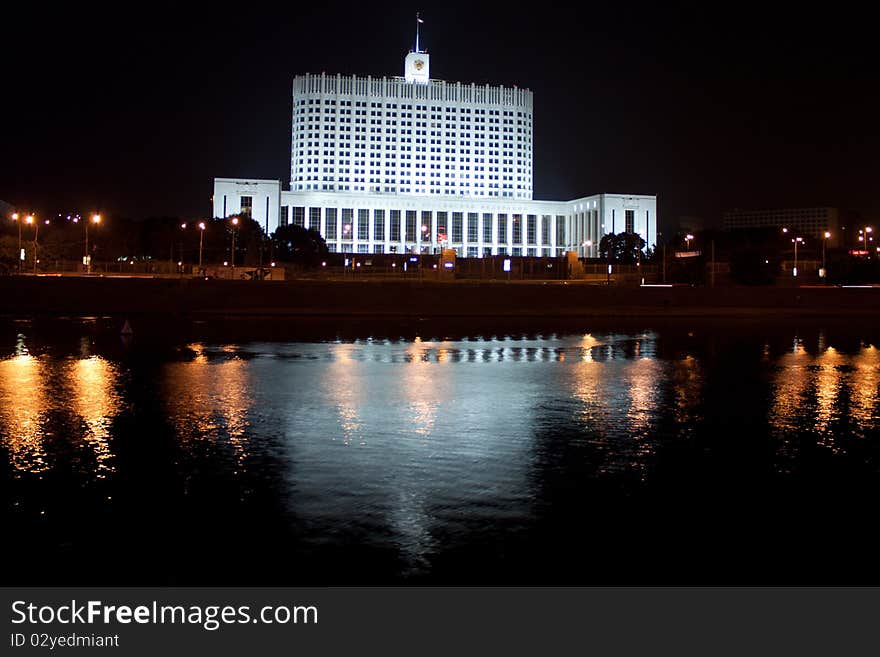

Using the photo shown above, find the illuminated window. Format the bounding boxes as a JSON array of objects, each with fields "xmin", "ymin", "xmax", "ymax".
[{"xmin": 325, "ymin": 208, "xmax": 338, "ymax": 239}]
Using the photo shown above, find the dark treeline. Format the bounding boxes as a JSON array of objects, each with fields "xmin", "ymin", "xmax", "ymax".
[{"xmin": 0, "ymin": 214, "xmax": 327, "ymax": 272}]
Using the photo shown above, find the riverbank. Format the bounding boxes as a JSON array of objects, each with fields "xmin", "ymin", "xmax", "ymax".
[{"xmin": 1, "ymin": 276, "xmax": 879, "ymax": 318}]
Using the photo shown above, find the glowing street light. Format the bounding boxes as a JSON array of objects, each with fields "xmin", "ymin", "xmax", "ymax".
[
  {"xmin": 85, "ymin": 214, "xmax": 101, "ymax": 274},
  {"xmin": 25, "ymin": 215, "xmax": 39, "ymax": 275},
  {"xmin": 198, "ymin": 221, "xmax": 206, "ymax": 270},
  {"xmin": 582, "ymin": 239, "xmax": 592, "ymax": 257},
  {"xmin": 230, "ymin": 217, "xmax": 240, "ymax": 276},
  {"xmin": 685, "ymin": 233, "xmax": 694, "ymax": 250},
  {"xmin": 10, "ymin": 213, "xmax": 22, "ymax": 273},
  {"xmin": 821, "ymin": 231, "xmax": 831, "ymax": 280},
  {"xmin": 792, "ymin": 236, "xmax": 803, "ymax": 277}
]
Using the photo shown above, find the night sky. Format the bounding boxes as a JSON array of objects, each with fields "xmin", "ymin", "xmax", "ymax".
[{"xmin": 3, "ymin": 2, "xmax": 878, "ymax": 234}]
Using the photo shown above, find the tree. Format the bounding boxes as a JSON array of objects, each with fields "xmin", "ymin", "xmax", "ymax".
[
  {"xmin": 598, "ymin": 232, "xmax": 646, "ymax": 264},
  {"xmin": 271, "ymin": 224, "xmax": 328, "ymax": 267}
]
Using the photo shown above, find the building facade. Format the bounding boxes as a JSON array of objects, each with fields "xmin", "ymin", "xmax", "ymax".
[
  {"xmin": 723, "ymin": 207, "xmax": 839, "ymax": 241},
  {"xmin": 213, "ymin": 43, "xmax": 657, "ymax": 259}
]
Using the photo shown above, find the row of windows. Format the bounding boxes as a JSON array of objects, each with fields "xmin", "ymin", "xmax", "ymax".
[
  {"xmin": 291, "ymin": 185, "xmax": 529, "ymax": 197},
  {"xmin": 329, "ymin": 244, "xmax": 563, "ymax": 257},
  {"xmin": 280, "ymin": 208, "xmax": 565, "ymax": 245},
  {"xmin": 298, "ymin": 98, "xmax": 528, "ymax": 117}
]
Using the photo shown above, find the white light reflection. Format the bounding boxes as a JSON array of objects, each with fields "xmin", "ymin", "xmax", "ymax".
[{"xmin": 164, "ymin": 345, "xmax": 254, "ymax": 466}]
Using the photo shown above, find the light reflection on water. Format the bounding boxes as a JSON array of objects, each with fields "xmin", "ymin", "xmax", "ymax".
[
  {"xmin": 0, "ymin": 334, "xmax": 121, "ymax": 476},
  {"xmin": 0, "ymin": 351, "xmax": 50, "ymax": 474},
  {"xmin": 66, "ymin": 357, "xmax": 118, "ymax": 477},
  {"xmin": 770, "ymin": 335, "xmax": 880, "ymax": 468},
  {"xmin": 3, "ymin": 323, "xmax": 880, "ymax": 583},
  {"xmin": 164, "ymin": 343, "xmax": 253, "ymax": 468}
]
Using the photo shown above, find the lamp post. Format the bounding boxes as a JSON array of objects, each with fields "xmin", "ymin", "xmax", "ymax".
[
  {"xmin": 685, "ymin": 233, "xmax": 694, "ymax": 251},
  {"xmin": 11, "ymin": 213, "xmax": 21, "ymax": 273},
  {"xmin": 822, "ymin": 231, "xmax": 831, "ymax": 281},
  {"xmin": 198, "ymin": 221, "xmax": 206, "ymax": 271},
  {"xmin": 792, "ymin": 236, "xmax": 803, "ymax": 277},
  {"xmin": 230, "ymin": 217, "xmax": 239, "ymax": 278},
  {"xmin": 178, "ymin": 223, "xmax": 188, "ymax": 275},
  {"xmin": 85, "ymin": 214, "xmax": 101, "ymax": 274},
  {"xmin": 343, "ymin": 223, "xmax": 352, "ymax": 275},
  {"xmin": 420, "ymin": 224, "xmax": 428, "ymax": 278},
  {"xmin": 25, "ymin": 215, "xmax": 38, "ymax": 275}
]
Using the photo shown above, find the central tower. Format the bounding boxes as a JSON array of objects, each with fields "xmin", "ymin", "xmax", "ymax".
[
  {"xmin": 404, "ymin": 13, "xmax": 429, "ymax": 83},
  {"xmin": 404, "ymin": 50, "xmax": 430, "ymax": 83}
]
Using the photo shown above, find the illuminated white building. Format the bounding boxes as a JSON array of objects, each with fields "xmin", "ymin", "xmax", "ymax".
[{"xmin": 213, "ymin": 33, "xmax": 657, "ymax": 258}]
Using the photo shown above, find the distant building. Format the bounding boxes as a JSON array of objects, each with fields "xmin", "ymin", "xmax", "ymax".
[
  {"xmin": 677, "ymin": 216, "xmax": 704, "ymax": 235},
  {"xmin": 723, "ymin": 207, "xmax": 839, "ymax": 241},
  {"xmin": 212, "ymin": 22, "xmax": 657, "ymax": 258}
]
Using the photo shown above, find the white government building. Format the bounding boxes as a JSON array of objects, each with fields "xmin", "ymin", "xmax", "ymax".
[{"xmin": 213, "ymin": 35, "xmax": 657, "ymax": 259}]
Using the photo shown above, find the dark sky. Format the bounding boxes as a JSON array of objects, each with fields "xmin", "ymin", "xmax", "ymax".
[{"xmin": 2, "ymin": 1, "xmax": 878, "ymax": 233}]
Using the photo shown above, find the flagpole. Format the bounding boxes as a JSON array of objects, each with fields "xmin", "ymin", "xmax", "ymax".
[{"xmin": 415, "ymin": 12, "xmax": 420, "ymax": 52}]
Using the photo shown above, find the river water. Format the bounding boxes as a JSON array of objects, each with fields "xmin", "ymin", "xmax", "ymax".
[{"xmin": 2, "ymin": 316, "xmax": 879, "ymax": 584}]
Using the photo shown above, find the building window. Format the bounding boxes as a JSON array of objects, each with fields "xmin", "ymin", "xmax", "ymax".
[
  {"xmin": 279, "ymin": 206, "xmax": 289, "ymax": 227},
  {"xmin": 512, "ymin": 214, "xmax": 522, "ymax": 244},
  {"xmin": 325, "ymin": 208, "xmax": 338, "ymax": 239},
  {"xmin": 437, "ymin": 211, "xmax": 448, "ymax": 243},
  {"xmin": 498, "ymin": 214, "xmax": 508, "ymax": 243},
  {"xmin": 357, "ymin": 209, "xmax": 369, "ymax": 240},
  {"xmin": 405, "ymin": 210, "xmax": 417, "ymax": 242},
  {"xmin": 309, "ymin": 207, "xmax": 321, "ymax": 230},
  {"xmin": 390, "ymin": 210, "xmax": 401, "ymax": 242},
  {"xmin": 541, "ymin": 215, "xmax": 551, "ymax": 245},
  {"xmin": 556, "ymin": 216, "xmax": 565, "ymax": 246},
  {"xmin": 292, "ymin": 206, "xmax": 305, "ymax": 227},
  {"xmin": 467, "ymin": 213, "xmax": 478, "ymax": 243},
  {"xmin": 342, "ymin": 208, "xmax": 353, "ymax": 238},
  {"xmin": 240, "ymin": 196, "xmax": 253, "ymax": 216},
  {"xmin": 527, "ymin": 214, "xmax": 537, "ymax": 245},
  {"xmin": 625, "ymin": 209, "xmax": 635, "ymax": 234},
  {"xmin": 373, "ymin": 209, "xmax": 385, "ymax": 241},
  {"xmin": 483, "ymin": 213, "xmax": 493, "ymax": 243},
  {"xmin": 452, "ymin": 212, "xmax": 463, "ymax": 243},
  {"xmin": 421, "ymin": 211, "xmax": 432, "ymax": 241}
]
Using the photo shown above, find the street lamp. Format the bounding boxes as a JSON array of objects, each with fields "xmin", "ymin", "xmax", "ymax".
[
  {"xmin": 420, "ymin": 224, "xmax": 429, "ymax": 277},
  {"xmin": 230, "ymin": 217, "xmax": 239, "ymax": 277},
  {"xmin": 342, "ymin": 223, "xmax": 352, "ymax": 274},
  {"xmin": 198, "ymin": 221, "xmax": 206, "ymax": 271},
  {"xmin": 792, "ymin": 236, "xmax": 803, "ymax": 277},
  {"xmin": 85, "ymin": 214, "xmax": 101, "ymax": 274},
  {"xmin": 822, "ymin": 231, "xmax": 831, "ymax": 281},
  {"xmin": 685, "ymin": 233, "xmax": 694, "ymax": 250},
  {"xmin": 582, "ymin": 239, "xmax": 592, "ymax": 258},
  {"xmin": 25, "ymin": 215, "xmax": 38, "ymax": 275},
  {"xmin": 10, "ymin": 213, "xmax": 22, "ymax": 273}
]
